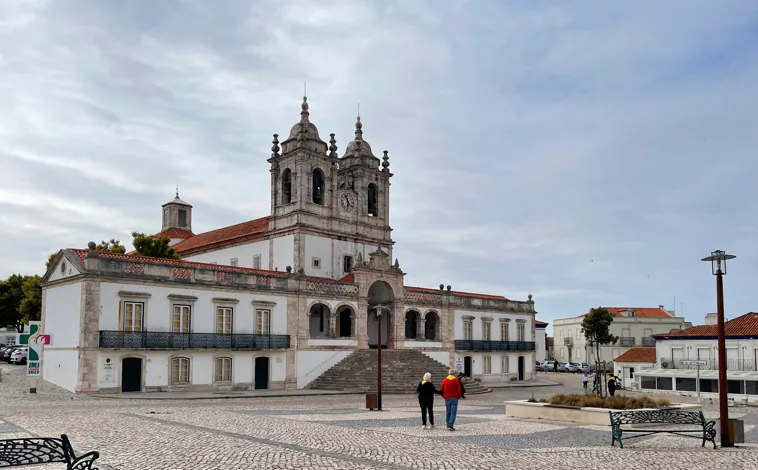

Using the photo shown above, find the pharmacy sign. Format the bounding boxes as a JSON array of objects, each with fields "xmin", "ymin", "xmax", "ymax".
[{"xmin": 19, "ymin": 322, "xmax": 51, "ymax": 377}]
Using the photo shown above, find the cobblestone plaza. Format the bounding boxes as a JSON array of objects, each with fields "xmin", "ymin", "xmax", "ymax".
[{"xmin": 2, "ymin": 366, "xmax": 757, "ymax": 469}]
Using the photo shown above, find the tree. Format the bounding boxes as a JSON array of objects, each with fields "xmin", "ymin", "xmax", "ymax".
[
  {"xmin": 581, "ymin": 307, "xmax": 618, "ymax": 397},
  {"xmin": 0, "ymin": 274, "xmax": 27, "ymax": 332},
  {"xmin": 131, "ymin": 232, "xmax": 180, "ymax": 259},
  {"xmin": 18, "ymin": 275, "xmax": 42, "ymax": 323},
  {"xmin": 97, "ymin": 239, "xmax": 126, "ymax": 254},
  {"xmin": 46, "ymin": 252, "xmax": 57, "ymax": 270}
]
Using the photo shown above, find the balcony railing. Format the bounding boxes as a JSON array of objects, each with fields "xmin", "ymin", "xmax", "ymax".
[
  {"xmin": 619, "ymin": 337, "xmax": 636, "ymax": 347},
  {"xmin": 454, "ymin": 340, "xmax": 535, "ymax": 352},
  {"xmin": 641, "ymin": 336, "xmax": 656, "ymax": 347},
  {"xmin": 99, "ymin": 330, "xmax": 291, "ymax": 350},
  {"xmin": 659, "ymin": 357, "xmax": 758, "ymax": 372},
  {"xmin": 563, "ymin": 337, "xmax": 573, "ymax": 346}
]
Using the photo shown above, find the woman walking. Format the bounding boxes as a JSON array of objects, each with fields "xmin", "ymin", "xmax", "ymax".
[{"xmin": 416, "ymin": 373, "xmax": 441, "ymax": 429}]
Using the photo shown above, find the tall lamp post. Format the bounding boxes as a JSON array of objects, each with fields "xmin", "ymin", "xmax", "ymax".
[
  {"xmin": 372, "ymin": 304, "xmax": 390, "ymax": 411},
  {"xmin": 701, "ymin": 249, "xmax": 736, "ymax": 448}
]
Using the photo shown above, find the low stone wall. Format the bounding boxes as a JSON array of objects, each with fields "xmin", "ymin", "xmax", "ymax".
[{"xmin": 504, "ymin": 400, "xmax": 703, "ymax": 426}]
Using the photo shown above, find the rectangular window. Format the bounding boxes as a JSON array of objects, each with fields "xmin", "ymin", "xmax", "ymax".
[
  {"xmin": 640, "ymin": 376, "xmax": 656, "ymax": 389},
  {"xmin": 656, "ymin": 377, "xmax": 673, "ymax": 390},
  {"xmin": 463, "ymin": 321, "xmax": 472, "ymax": 340},
  {"xmin": 171, "ymin": 357, "xmax": 190, "ymax": 385},
  {"xmin": 643, "ymin": 328, "xmax": 653, "ymax": 337},
  {"xmin": 612, "ymin": 348, "xmax": 620, "ymax": 359},
  {"xmin": 500, "ymin": 323, "xmax": 509, "ymax": 341},
  {"xmin": 230, "ymin": 258, "xmax": 238, "ymax": 267},
  {"xmin": 312, "ymin": 257, "xmax": 321, "ymax": 269},
  {"xmin": 123, "ymin": 302, "xmax": 144, "ymax": 332},
  {"xmin": 483, "ymin": 322, "xmax": 491, "ymax": 341},
  {"xmin": 518, "ymin": 324, "xmax": 525, "ymax": 341},
  {"xmin": 215, "ymin": 357, "xmax": 232, "ymax": 382},
  {"xmin": 501, "ymin": 356, "xmax": 509, "ymax": 373},
  {"xmin": 676, "ymin": 377, "xmax": 698, "ymax": 392},
  {"xmin": 483, "ymin": 356, "xmax": 491, "ymax": 374},
  {"xmin": 172, "ymin": 305, "xmax": 191, "ymax": 333},
  {"xmin": 255, "ymin": 309, "xmax": 271, "ymax": 335},
  {"xmin": 343, "ymin": 255, "xmax": 353, "ymax": 274},
  {"xmin": 178, "ymin": 209, "xmax": 187, "ymax": 228},
  {"xmin": 216, "ymin": 307, "xmax": 233, "ymax": 335},
  {"xmin": 253, "ymin": 254, "xmax": 262, "ymax": 269}
]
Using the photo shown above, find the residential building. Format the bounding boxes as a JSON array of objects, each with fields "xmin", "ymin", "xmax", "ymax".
[
  {"xmin": 535, "ymin": 321, "xmax": 548, "ymax": 362},
  {"xmin": 546, "ymin": 336, "xmax": 554, "ymax": 360},
  {"xmin": 40, "ymin": 98, "xmax": 539, "ymax": 394},
  {"xmin": 635, "ymin": 312, "xmax": 758, "ymax": 402},
  {"xmin": 613, "ymin": 347, "xmax": 657, "ymax": 388},
  {"xmin": 552, "ymin": 306, "xmax": 685, "ymax": 365}
]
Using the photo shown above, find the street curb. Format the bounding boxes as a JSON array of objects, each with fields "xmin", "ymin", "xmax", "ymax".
[
  {"xmin": 486, "ymin": 381, "xmax": 562, "ymax": 389},
  {"xmin": 89, "ymin": 390, "xmax": 365, "ymax": 401}
]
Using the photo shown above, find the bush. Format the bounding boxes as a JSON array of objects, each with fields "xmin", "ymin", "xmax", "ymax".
[{"xmin": 545, "ymin": 394, "xmax": 671, "ymax": 410}]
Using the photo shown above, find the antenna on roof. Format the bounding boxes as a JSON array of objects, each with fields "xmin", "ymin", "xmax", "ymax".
[
  {"xmin": 175, "ymin": 184, "xmax": 179, "ymax": 198},
  {"xmin": 357, "ymin": 102, "xmax": 360, "ymax": 117},
  {"xmin": 304, "ymin": 82, "xmax": 307, "ymax": 97}
]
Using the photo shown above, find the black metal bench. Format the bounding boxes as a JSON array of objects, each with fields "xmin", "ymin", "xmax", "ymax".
[
  {"xmin": 609, "ymin": 409, "xmax": 717, "ymax": 449},
  {"xmin": 0, "ymin": 434, "xmax": 100, "ymax": 469}
]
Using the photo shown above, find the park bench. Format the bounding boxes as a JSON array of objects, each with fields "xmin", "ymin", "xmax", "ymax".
[
  {"xmin": 609, "ymin": 409, "xmax": 717, "ymax": 449},
  {"xmin": 0, "ymin": 434, "xmax": 100, "ymax": 469}
]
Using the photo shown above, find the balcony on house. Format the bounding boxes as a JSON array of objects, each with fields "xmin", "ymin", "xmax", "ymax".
[
  {"xmin": 563, "ymin": 337, "xmax": 573, "ymax": 346},
  {"xmin": 659, "ymin": 357, "xmax": 757, "ymax": 372},
  {"xmin": 454, "ymin": 340, "xmax": 536, "ymax": 352},
  {"xmin": 641, "ymin": 336, "xmax": 656, "ymax": 347},
  {"xmin": 99, "ymin": 331, "xmax": 291, "ymax": 350},
  {"xmin": 619, "ymin": 337, "xmax": 636, "ymax": 347}
]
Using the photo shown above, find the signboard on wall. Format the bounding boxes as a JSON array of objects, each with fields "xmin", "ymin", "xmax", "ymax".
[
  {"xmin": 455, "ymin": 357, "xmax": 462, "ymax": 372},
  {"xmin": 18, "ymin": 322, "xmax": 52, "ymax": 377}
]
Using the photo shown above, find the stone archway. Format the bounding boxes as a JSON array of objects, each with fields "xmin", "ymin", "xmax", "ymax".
[
  {"xmin": 367, "ymin": 281, "xmax": 394, "ymax": 349},
  {"xmin": 424, "ymin": 311, "xmax": 440, "ymax": 341},
  {"xmin": 405, "ymin": 310, "xmax": 420, "ymax": 339},
  {"xmin": 309, "ymin": 303, "xmax": 331, "ymax": 338},
  {"xmin": 337, "ymin": 305, "xmax": 355, "ymax": 338}
]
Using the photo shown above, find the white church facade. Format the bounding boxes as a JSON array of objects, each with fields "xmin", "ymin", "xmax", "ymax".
[{"xmin": 40, "ymin": 97, "xmax": 539, "ymax": 393}]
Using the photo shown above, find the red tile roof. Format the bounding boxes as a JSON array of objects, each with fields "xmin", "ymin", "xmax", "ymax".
[
  {"xmin": 69, "ymin": 249, "xmax": 341, "ymax": 282},
  {"xmin": 535, "ymin": 320, "xmax": 549, "ymax": 327},
  {"xmin": 615, "ymin": 347, "xmax": 657, "ymax": 363},
  {"xmin": 153, "ymin": 228, "xmax": 194, "ymax": 239},
  {"xmin": 654, "ymin": 312, "xmax": 758, "ymax": 338},
  {"xmin": 170, "ymin": 216, "xmax": 269, "ymax": 254},
  {"xmin": 580, "ymin": 306, "xmax": 671, "ymax": 318},
  {"xmin": 405, "ymin": 286, "xmax": 508, "ymax": 300}
]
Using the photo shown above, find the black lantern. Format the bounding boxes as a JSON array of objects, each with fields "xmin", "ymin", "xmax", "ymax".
[{"xmin": 701, "ymin": 250, "xmax": 736, "ymax": 276}]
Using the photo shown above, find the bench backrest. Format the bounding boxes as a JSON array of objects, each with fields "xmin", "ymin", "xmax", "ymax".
[
  {"xmin": 609, "ymin": 409, "xmax": 704, "ymax": 426},
  {"xmin": 0, "ymin": 437, "xmax": 67, "ymax": 467}
]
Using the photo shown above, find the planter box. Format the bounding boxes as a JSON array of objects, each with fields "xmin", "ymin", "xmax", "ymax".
[{"xmin": 504, "ymin": 400, "xmax": 702, "ymax": 426}]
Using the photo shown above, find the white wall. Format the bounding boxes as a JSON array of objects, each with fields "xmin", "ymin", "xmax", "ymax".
[
  {"xmin": 184, "ymin": 239, "xmax": 269, "ymax": 269},
  {"xmin": 422, "ymin": 351, "xmax": 450, "ymax": 367},
  {"xmin": 99, "ymin": 282, "xmax": 288, "ymax": 334},
  {"xmin": 44, "ymin": 282, "xmax": 82, "ymax": 348},
  {"xmin": 536, "ymin": 328, "xmax": 547, "ymax": 362},
  {"xmin": 304, "ymin": 234, "xmax": 378, "ymax": 279},
  {"xmin": 453, "ymin": 310, "xmax": 534, "ymax": 341},
  {"xmin": 46, "ymin": 255, "xmax": 81, "ymax": 282},
  {"xmin": 656, "ymin": 337, "xmax": 758, "ymax": 366},
  {"xmin": 297, "ymin": 350, "xmax": 352, "ymax": 388},
  {"xmin": 454, "ymin": 351, "xmax": 535, "ymax": 382},
  {"xmin": 272, "ymin": 235, "xmax": 294, "ymax": 271},
  {"xmin": 43, "ymin": 350, "xmax": 79, "ymax": 392}
]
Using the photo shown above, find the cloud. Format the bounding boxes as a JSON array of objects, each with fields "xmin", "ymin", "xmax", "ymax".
[{"xmin": 1, "ymin": 0, "xmax": 758, "ymax": 329}]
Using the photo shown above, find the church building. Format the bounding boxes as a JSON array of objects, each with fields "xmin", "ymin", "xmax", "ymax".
[{"xmin": 39, "ymin": 97, "xmax": 540, "ymax": 394}]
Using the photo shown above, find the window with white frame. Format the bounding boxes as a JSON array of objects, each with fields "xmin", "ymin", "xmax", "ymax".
[
  {"xmin": 214, "ymin": 357, "xmax": 232, "ymax": 382},
  {"xmin": 253, "ymin": 254, "xmax": 262, "ymax": 269},
  {"xmin": 216, "ymin": 307, "xmax": 233, "ymax": 335},
  {"xmin": 230, "ymin": 258, "xmax": 238, "ymax": 267},
  {"xmin": 482, "ymin": 321, "xmax": 491, "ymax": 341},
  {"xmin": 500, "ymin": 322, "xmax": 509, "ymax": 341},
  {"xmin": 255, "ymin": 309, "xmax": 271, "ymax": 335},
  {"xmin": 501, "ymin": 356, "xmax": 509, "ymax": 373},
  {"xmin": 561, "ymin": 347, "xmax": 565, "ymax": 358},
  {"xmin": 172, "ymin": 305, "xmax": 191, "ymax": 333},
  {"xmin": 518, "ymin": 324, "xmax": 526, "ymax": 341},
  {"xmin": 463, "ymin": 320, "xmax": 473, "ymax": 340},
  {"xmin": 171, "ymin": 357, "xmax": 190, "ymax": 385},
  {"xmin": 483, "ymin": 356, "xmax": 492, "ymax": 374},
  {"xmin": 123, "ymin": 302, "xmax": 144, "ymax": 332}
]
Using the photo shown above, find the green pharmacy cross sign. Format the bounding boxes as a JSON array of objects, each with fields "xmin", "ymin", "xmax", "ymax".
[{"xmin": 18, "ymin": 322, "xmax": 51, "ymax": 377}]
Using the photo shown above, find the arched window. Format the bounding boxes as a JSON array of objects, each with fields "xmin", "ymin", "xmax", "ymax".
[
  {"xmin": 425, "ymin": 311, "xmax": 439, "ymax": 341},
  {"xmin": 367, "ymin": 183, "xmax": 378, "ymax": 216},
  {"xmin": 312, "ymin": 168, "xmax": 325, "ymax": 204},
  {"xmin": 309, "ymin": 303, "xmax": 331, "ymax": 338},
  {"xmin": 282, "ymin": 169, "xmax": 292, "ymax": 204},
  {"xmin": 405, "ymin": 310, "xmax": 420, "ymax": 339}
]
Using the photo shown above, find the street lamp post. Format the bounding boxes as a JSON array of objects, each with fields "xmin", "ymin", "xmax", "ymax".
[
  {"xmin": 372, "ymin": 304, "xmax": 390, "ymax": 411},
  {"xmin": 701, "ymin": 249, "xmax": 736, "ymax": 448}
]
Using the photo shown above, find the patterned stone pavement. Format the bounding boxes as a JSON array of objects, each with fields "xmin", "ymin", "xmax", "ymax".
[{"xmin": 2, "ymin": 366, "xmax": 758, "ymax": 469}]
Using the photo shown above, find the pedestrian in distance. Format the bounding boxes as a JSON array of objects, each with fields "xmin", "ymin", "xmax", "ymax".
[
  {"xmin": 608, "ymin": 374, "xmax": 617, "ymax": 397},
  {"xmin": 416, "ymin": 373, "xmax": 442, "ymax": 429},
  {"xmin": 582, "ymin": 373, "xmax": 589, "ymax": 392},
  {"xmin": 456, "ymin": 371, "xmax": 467, "ymax": 399},
  {"xmin": 440, "ymin": 368, "xmax": 463, "ymax": 431}
]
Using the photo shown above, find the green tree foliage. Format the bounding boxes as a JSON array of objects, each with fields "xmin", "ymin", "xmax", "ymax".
[
  {"xmin": 581, "ymin": 307, "xmax": 619, "ymax": 397},
  {"xmin": 96, "ymin": 239, "xmax": 126, "ymax": 254},
  {"xmin": 0, "ymin": 274, "xmax": 28, "ymax": 332},
  {"xmin": 46, "ymin": 253, "xmax": 57, "ymax": 270},
  {"xmin": 131, "ymin": 232, "xmax": 180, "ymax": 259},
  {"xmin": 18, "ymin": 275, "xmax": 42, "ymax": 324}
]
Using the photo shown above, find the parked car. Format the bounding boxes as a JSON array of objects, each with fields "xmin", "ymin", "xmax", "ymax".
[
  {"xmin": 557, "ymin": 362, "xmax": 569, "ymax": 372},
  {"xmin": 1, "ymin": 345, "xmax": 22, "ymax": 363},
  {"xmin": 540, "ymin": 360, "xmax": 556, "ymax": 372},
  {"xmin": 578, "ymin": 363, "xmax": 592, "ymax": 373},
  {"xmin": 10, "ymin": 347, "xmax": 27, "ymax": 365},
  {"xmin": 566, "ymin": 363, "xmax": 580, "ymax": 373}
]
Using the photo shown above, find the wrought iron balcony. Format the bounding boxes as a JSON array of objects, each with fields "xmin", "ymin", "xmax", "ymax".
[
  {"xmin": 659, "ymin": 357, "xmax": 757, "ymax": 372},
  {"xmin": 641, "ymin": 336, "xmax": 656, "ymax": 347},
  {"xmin": 454, "ymin": 340, "xmax": 535, "ymax": 352},
  {"xmin": 619, "ymin": 337, "xmax": 636, "ymax": 346},
  {"xmin": 99, "ymin": 330, "xmax": 291, "ymax": 350}
]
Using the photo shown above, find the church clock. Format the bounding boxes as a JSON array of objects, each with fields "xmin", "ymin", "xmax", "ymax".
[{"xmin": 340, "ymin": 192, "xmax": 356, "ymax": 212}]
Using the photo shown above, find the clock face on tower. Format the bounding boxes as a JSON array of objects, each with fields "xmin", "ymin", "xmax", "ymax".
[{"xmin": 340, "ymin": 192, "xmax": 355, "ymax": 211}]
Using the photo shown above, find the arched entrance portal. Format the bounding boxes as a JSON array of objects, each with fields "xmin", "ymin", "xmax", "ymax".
[{"xmin": 367, "ymin": 281, "xmax": 394, "ymax": 349}]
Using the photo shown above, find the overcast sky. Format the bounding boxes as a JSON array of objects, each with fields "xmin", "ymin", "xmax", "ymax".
[{"xmin": 1, "ymin": 1, "xmax": 757, "ymax": 330}]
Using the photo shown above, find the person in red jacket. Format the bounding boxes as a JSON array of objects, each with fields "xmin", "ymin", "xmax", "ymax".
[{"xmin": 439, "ymin": 368, "xmax": 462, "ymax": 431}]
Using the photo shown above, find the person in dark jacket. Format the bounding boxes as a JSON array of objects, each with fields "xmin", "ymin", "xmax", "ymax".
[
  {"xmin": 416, "ymin": 373, "xmax": 442, "ymax": 428},
  {"xmin": 608, "ymin": 375, "xmax": 617, "ymax": 397},
  {"xmin": 457, "ymin": 372, "xmax": 467, "ymax": 399}
]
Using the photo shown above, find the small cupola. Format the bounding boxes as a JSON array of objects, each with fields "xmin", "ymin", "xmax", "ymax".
[{"xmin": 161, "ymin": 189, "xmax": 193, "ymax": 232}]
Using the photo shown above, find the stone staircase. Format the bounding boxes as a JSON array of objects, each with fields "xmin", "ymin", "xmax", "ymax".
[{"xmin": 306, "ymin": 350, "xmax": 491, "ymax": 395}]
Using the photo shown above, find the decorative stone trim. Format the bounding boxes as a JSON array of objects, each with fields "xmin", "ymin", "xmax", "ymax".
[
  {"xmin": 168, "ymin": 294, "xmax": 198, "ymax": 303},
  {"xmin": 118, "ymin": 291, "xmax": 151, "ymax": 299},
  {"xmin": 499, "ymin": 318, "xmax": 512, "ymax": 323},
  {"xmin": 462, "ymin": 315, "xmax": 475, "ymax": 321},
  {"xmin": 215, "ymin": 272, "xmax": 233, "ymax": 283},
  {"xmin": 212, "ymin": 297, "xmax": 240, "ymax": 304},
  {"xmin": 124, "ymin": 263, "xmax": 146, "ymax": 275},
  {"xmin": 173, "ymin": 267, "xmax": 192, "ymax": 279},
  {"xmin": 252, "ymin": 300, "xmax": 277, "ymax": 308},
  {"xmin": 516, "ymin": 319, "xmax": 527, "ymax": 324},
  {"xmin": 481, "ymin": 316, "xmax": 494, "ymax": 322}
]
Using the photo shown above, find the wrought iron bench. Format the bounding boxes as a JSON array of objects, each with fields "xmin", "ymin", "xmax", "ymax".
[
  {"xmin": 609, "ymin": 409, "xmax": 717, "ymax": 449},
  {"xmin": 0, "ymin": 434, "xmax": 100, "ymax": 469}
]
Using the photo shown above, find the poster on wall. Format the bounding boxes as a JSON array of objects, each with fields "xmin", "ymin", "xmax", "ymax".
[
  {"xmin": 455, "ymin": 357, "xmax": 462, "ymax": 372},
  {"xmin": 19, "ymin": 322, "xmax": 52, "ymax": 377}
]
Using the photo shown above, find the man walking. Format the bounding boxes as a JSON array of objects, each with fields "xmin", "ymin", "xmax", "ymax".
[{"xmin": 440, "ymin": 368, "xmax": 463, "ymax": 431}]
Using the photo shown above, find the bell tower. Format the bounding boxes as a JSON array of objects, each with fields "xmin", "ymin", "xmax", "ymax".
[{"xmin": 161, "ymin": 189, "xmax": 193, "ymax": 233}]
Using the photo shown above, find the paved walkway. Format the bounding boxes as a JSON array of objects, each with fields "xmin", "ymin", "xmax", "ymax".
[{"xmin": 90, "ymin": 388, "xmax": 362, "ymax": 400}]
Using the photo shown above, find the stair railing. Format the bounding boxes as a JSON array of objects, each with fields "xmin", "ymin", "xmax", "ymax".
[{"xmin": 303, "ymin": 338, "xmax": 359, "ymax": 380}]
